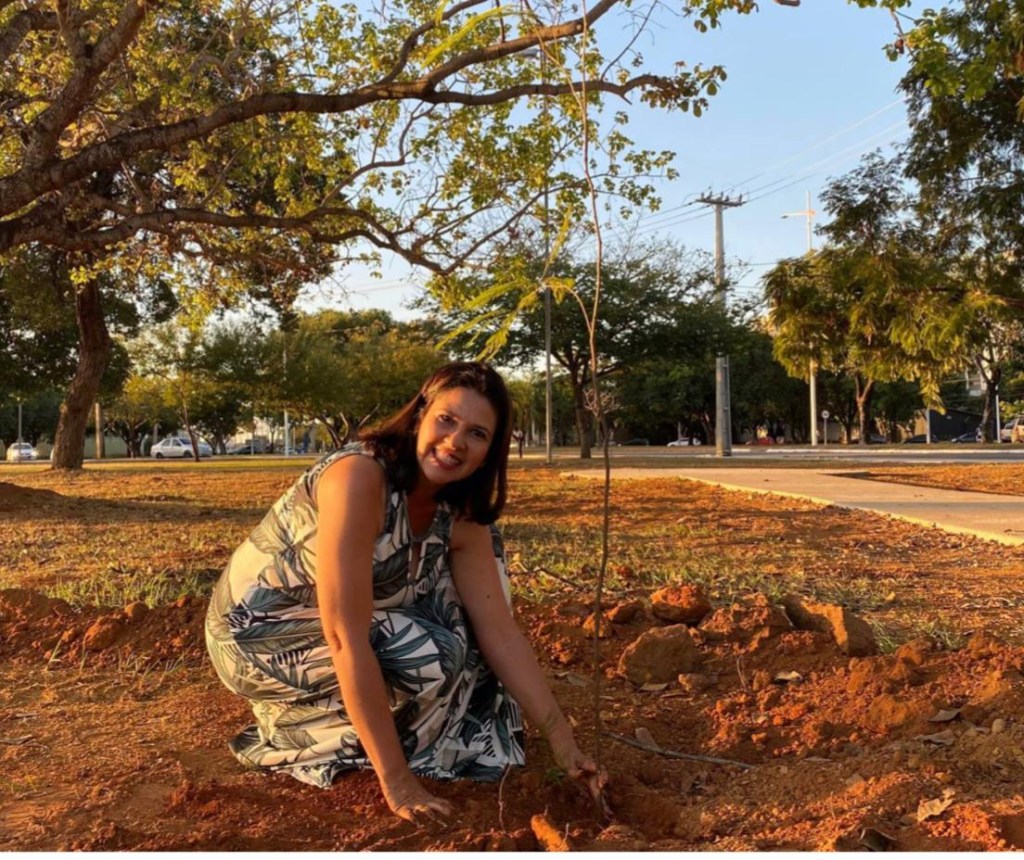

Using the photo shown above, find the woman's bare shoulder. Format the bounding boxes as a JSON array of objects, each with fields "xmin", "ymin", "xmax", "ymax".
[
  {"xmin": 450, "ymin": 517, "xmax": 491, "ymax": 552},
  {"xmin": 316, "ymin": 450, "xmax": 386, "ymax": 505}
]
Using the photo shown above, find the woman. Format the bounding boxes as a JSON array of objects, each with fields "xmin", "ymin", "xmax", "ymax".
[{"xmin": 206, "ymin": 361, "xmax": 604, "ymax": 823}]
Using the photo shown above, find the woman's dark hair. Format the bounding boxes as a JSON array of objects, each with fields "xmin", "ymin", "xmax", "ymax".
[{"xmin": 359, "ymin": 361, "xmax": 513, "ymax": 524}]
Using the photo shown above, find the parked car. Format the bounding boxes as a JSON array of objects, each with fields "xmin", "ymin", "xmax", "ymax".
[
  {"xmin": 667, "ymin": 438, "xmax": 702, "ymax": 447},
  {"xmin": 150, "ymin": 436, "xmax": 213, "ymax": 459},
  {"xmin": 1001, "ymin": 415, "xmax": 1024, "ymax": 442},
  {"xmin": 952, "ymin": 430, "xmax": 981, "ymax": 443},
  {"xmin": 225, "ymin": 442, "xmax": 266, "ymax": 456},
  {"xmin": 623, "ymin": 438, "xmax": 650, "ymax": 446},
  {"xmin": 5, "ymin": 442, "xmax": 37, "ymax": 462}
]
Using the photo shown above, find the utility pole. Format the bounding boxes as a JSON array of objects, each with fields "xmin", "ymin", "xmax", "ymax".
[
  {"xmin": 698, "ymin": 192, "xmax": 744, "ymax": 457},
  {"xmin": 782, "ymin": 192, "xmax": 818, "ymax": 445}
]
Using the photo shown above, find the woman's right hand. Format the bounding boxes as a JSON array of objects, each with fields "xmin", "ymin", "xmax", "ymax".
[{"xmin": 381, "ymin": 771, "xmax": 453, "ymax": 825}]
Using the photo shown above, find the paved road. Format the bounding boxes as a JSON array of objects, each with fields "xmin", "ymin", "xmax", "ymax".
[{"xmin": 568, "ymin": 467, "xmax": 1024, "ymax": 547}]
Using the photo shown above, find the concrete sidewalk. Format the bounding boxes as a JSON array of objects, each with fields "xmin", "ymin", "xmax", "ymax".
[{"xmin": 569, "ymin": 467, "xmax": 1024, "ymax": 547}]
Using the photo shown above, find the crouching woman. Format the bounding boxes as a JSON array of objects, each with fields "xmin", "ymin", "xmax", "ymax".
[{"xmin": 205, "ymin": 361, "xmax": 604, "ymax": 822}]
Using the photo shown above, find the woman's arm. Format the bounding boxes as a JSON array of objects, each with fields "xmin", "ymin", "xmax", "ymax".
[
  {"xmin": 316, "ymin": 456, "xmax": 452, "ymax": 823},
  {"xmin": 449, "ymin": 521, "xmax": 607, "ymax": 798}
]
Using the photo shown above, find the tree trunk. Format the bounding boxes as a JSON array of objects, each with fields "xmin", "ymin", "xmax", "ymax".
[
  {"xmin": 979, "ymin": 362, "xmax": 1001, "ymax": 443},
  {"xmin": 568, "ymin": 373, "xmax": 592, "ymax": 459},
  {"xmin": 51, "ymin": 277, "xmax": 112, "ymax": 470},
  {"xmin": 316, "ymin": 415, "xmax": 346, "ymax": 448},
  {"xmin": 183, "ymin": 404, "xmax": 202, "ymax": 462},
  {"xmin": 854, "ymin": 377, "xmax": 875, "ymax": 446}
]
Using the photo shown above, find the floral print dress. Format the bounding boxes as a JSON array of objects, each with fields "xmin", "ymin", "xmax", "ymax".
[{"xmin": 204, "ymin": 443, "xmax": 525, "ymax": 788}]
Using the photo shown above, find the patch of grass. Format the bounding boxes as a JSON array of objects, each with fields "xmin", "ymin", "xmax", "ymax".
[
  {"xmin": 45, "ymin": 563, "xmax": 219, "ymax": 610},
  {"xmin": 0, "ymin": 774, "xmax": 43, "ymax": 799},
  {"xmin": 868, "ymin": 616, "xmax": 967, "ymax": 654},
  {"xmin": 807, "ymin": 577, "xmax": 893, "ymax": 613},
  {"xmin": 868, "ymin": 620, "xmax": 902, "ymax": 655},
  {"xmin": 906, "ymin": 618, "xmax": 967, "ymax": 651}
]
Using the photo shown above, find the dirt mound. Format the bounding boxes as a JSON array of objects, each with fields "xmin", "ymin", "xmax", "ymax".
[
  {"xmin": 0, "ymin": 481, "xmax": 63, "ymax": 512},
  {"xmin": 2, "ymin": 584, "xmax": 1024, "ymax": 850},
  {"xmin": 0, "ymin": 588, "xmax": 208, "ymax": 666}
]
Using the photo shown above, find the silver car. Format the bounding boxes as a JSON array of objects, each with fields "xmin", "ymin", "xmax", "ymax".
[
  {"xmin": 150, "ymin": 436, "xmax": 213, "ymax": 459},
  {"xmin": 5, "ymin": 442, "xmax": 37, "ymax": 462}
]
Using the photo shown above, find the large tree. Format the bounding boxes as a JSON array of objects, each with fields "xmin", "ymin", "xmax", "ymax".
[
  {"xmin": 764, "ymin": 153, "xmax": 973, "ymax": 444},
  {"xmin": 894, "ymin": 1, "xmax": 1024, "ymax": 439},
  {"xmin": 2, "ymin": 0, "xmax": 745, "ymax": 468}
]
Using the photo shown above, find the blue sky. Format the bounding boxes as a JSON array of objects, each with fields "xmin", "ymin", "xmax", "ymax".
[{"xmin": 302, "ymin": 1, "xmax": 910, "ymax": 317}]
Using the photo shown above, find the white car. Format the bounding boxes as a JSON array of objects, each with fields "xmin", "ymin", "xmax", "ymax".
[
  {"xmin": 150, "ymin": 436, "xmax": 213, "ymax": 459},
  {"xmin": 667, "ymin": 438, "xmax": 702, "ymax": 447},
  {"xmin": 5, "ymin": 442, "xmax": 37, "ymax": 462}
]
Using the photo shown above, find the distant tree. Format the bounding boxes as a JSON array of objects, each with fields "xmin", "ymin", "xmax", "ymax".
[
  {"xmin": 0, "ymin": 389, "xmax": 63, "ymax": 446},
  {"xmin": 729, "ymin": 327, "xmax": 810, "ymax": 444},
  {"xmin": 265, "ymin": 311, "xmax": 446, "ymax": 446},
  {"xmin": 105, "ymin": 375, "xmax": 176, "ymax": 457},
  {"xmin": 873, "ymin": 379, "xmax": 920, "ymax": 441},
  {"xmin": 422, "ymin": 241, "xmax": 724, "ymax": 457}
]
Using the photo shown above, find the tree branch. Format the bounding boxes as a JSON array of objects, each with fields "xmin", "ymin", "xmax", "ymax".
[
  {"xmin": 0, "ymin": 7, "xmax": 57, "ymax": 66},
  {"xmin": 23, "ymin": 0, "xmax": 148, "ymax": 169}
]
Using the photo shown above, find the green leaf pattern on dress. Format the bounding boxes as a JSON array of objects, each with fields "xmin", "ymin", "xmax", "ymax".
[{"xmin": 205, "ymin": 442, "xmax": 524, "ymax": 788}]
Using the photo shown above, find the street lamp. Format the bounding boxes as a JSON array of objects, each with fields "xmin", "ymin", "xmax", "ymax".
[{"xmin": 781, "ymin": 191, "xmax": 818, "ymax": 445}]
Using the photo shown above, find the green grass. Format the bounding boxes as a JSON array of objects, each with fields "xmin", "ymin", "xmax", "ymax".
[
  {"xmin": 869, "ymin": 616, "xmax": 968, "ymax": 654},
  {"xmin": 43, "ymin": 564, "xmax": 220, "ymax": 610}
]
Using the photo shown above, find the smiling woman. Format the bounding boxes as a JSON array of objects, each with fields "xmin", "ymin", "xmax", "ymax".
[{"xmin": 204, "ymin": 362, "xmax": 606, "ymax": 825}]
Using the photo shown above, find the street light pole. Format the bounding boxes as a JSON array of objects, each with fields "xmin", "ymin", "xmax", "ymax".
[{"xmin": 782, "ymin": 191, "xmax": 818, "ymax": 445}]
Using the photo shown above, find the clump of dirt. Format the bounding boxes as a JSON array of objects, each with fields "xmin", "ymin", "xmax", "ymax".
[{"xmin": 0, "ymin": 587, "xmax": 207, "ymax": 666}]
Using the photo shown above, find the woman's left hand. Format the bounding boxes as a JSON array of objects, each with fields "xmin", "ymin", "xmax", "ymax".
[{"xmin": 551, "ymin": 735, "xmax": 608, "ymax": 802}]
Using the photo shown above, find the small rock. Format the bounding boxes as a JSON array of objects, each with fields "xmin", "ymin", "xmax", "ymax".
[
  {"xmin": 782, "ymin": 596, "xmax": 877, "ymax": 657},
  {"xmin": 82, "ymin": 616, "xmax": 124, "ymax": 652},
  {"xmin": 966, "ymin": 632, "xmax": 1003, "ymax": 658},
  {"xmin": 559, "ymin": 601, "xmax": 590, "ymax": 619},
  {"xmin": 485, "ymin": 833, "xmax": 517, "ymax": 851},
  {"xmin": 895, "ymin": 638, "xmax": 932, "ymax": 667},
  {"xmin": 588, "ymin": 824, "xmax": 648, "ymax": 851},
  {"xmin": 699, "ymin": 598, "xmax": 792, "ymax": 644},
  {"xmin": 581, "ymin": 613, "xmax": 613, "ymax": 638},
  {"xmin": 863, "ymin": 693, "xmax": 929, "ymax": 733},
  {"xmin": 974, "ymin": 668, "xmax": 1024, "ymax": 704},
  {"xmin": 511, "ymin": 828, "xmax": 538, "ymax": 852},
  {"xmin": 606, "ymin": 601, "xmax": 644, "ymax": 624},
  {"xmin": 992, "ymin": 718, "xmax": 1007, "ymax": 735},
  {"xmin": 618, "ymin": 625, "xmax": 702, "ymax": 685},
  {"xmin": 751, "ymin": 669, "xmax": 773, "ymax": 692},
  {"xmin": 677, "ymin": 672, "xmax": 715, "ymax": 693},
  {"xmin": 123, "ymin": 601, "xmax": 149, "ymax": 622},
  {"xmin": 650, "ymin": 584, "xmax": 712, "ymax": 625},
  {"xmin": 884, "ymin": 659, "xmax": 924, "ymax": 690}
]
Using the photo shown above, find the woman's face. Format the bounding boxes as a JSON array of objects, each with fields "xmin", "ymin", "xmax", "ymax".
[{"xmin": 415, "ymin": 386, "xmax": 498, "ymax": 491}]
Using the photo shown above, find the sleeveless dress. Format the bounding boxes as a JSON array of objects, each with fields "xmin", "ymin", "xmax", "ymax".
[{"xmin": 204, "ymin": 443, "xmax": 526, "ymax": 788}]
